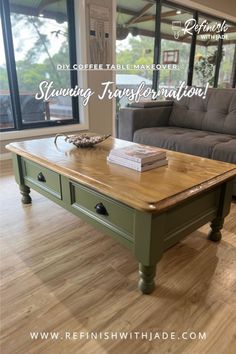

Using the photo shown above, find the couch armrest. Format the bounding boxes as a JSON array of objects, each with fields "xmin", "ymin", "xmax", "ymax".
[{"xmin": 118, "ymin": 102, "xmax": 173, "ymax": 142}]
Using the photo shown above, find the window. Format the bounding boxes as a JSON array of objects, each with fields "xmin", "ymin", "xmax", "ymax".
[
  {"xmin": 192, "ymin": 16, "xmax": 221, "ymax": 87},
  {"xmin": 116, "ymin": 0, "xmax": 236, "ymax": 93},
  {"xmin": 0, "ymin": 0, "xmax": 78, "ymax": 132},
  {"xmin": 218, "ymin": 25, "xmax": 236, "ymax": 88}
]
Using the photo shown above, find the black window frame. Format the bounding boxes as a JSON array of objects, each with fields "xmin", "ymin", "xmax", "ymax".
[{"xmin": 0, "ymin": 0, "xmax": 79, "ymax": 132}]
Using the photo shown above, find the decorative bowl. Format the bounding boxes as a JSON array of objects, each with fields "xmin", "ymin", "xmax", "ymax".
[{"xmin": 54, "ymin": 133, "xmax": 110, "ymax": 148}]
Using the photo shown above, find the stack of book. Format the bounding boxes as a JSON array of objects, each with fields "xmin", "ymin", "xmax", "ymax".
[{"xmin": 107, "ymin": 145, "xmax": 168, "ymax": 172}]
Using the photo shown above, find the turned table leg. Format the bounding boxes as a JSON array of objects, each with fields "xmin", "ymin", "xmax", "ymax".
[
  {"xmin": 138, "ymin": 264, "xmax": 156, "ymax": 294},
  {"xmin": 20, "ymin": 185, "xmax": 32, "ymax": 204},
  {"xmin": 208, "ymin": 180, "xmax": 234, "ymax": 243},
  {"xmin": 208, "ymin": 217, "xmax": 224, "ymax": 242}
]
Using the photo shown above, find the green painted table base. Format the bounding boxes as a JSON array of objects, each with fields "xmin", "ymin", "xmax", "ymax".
[{"xmin": 13, "ymin": 154, "xmax": 234, "ymax": 295}]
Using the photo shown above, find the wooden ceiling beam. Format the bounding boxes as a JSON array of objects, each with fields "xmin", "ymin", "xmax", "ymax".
[
  {"xmin": 135, "ymin": 14, "xmax": 184, "ymax": 27},
  {"xmin": 161, "ymin": 10, "xmax": 181, "ymax": 18},
  {"xmin": 134, "ymin": 15, "xmax": 155, "ymax": 24},
  {"xmin": 181, "ymin": 33, "xmax": 191, "ymax": 40},
  {"xmin": 226, "ymin": 26, "xmax": 236, "ymax": 33},
  {"xmin": 172, "ymin": 25, "xmax": 236, "ymax": 40},
  {"xmin": 117, "ymin": 6, "xmax": 137, "ymax": 17},
  {"xmin": 207, "ymin": 39, "xmax": 236, "ymax": 45},
  {"xmin": 205, "ymin": 38, "xmax": 212, "ymax": 46},
  {"xmin": 129, "ymin": 27, "xmax": 207, "ymax": 46},
  {"xmin": 117, "ymin": 7, "xmax": 186, "ymax": 26},
  {"xmin": 126, "ymin": 3, "xmax": 154, "ymax": 26}
]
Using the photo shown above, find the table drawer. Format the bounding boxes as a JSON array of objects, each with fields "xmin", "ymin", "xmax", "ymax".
[
  {"xmin": 22, "ymin": 159, "xmax": 61, "ymax": 199},
  {"xmin": 70, "ymin": 181, "xmax": 135, "ymax": 238}
]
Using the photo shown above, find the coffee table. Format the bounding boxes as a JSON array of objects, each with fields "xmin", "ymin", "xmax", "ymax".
[{"xmin": 7, "ymin": 137, "xmax": 236, "ymax": 294}]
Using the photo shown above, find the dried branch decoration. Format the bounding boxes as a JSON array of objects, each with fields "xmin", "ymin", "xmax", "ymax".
[{"xmin": 54, "ymin": 133, "xmax": 111, "ymax": 148}]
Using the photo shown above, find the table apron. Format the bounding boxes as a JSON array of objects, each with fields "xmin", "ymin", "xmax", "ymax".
[{"xmin": 12, "ymin": 154, "xmax": 234, "ymax": 267}]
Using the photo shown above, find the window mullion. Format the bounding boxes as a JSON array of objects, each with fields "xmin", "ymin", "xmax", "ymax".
[
  {"xmin": 0, "ymin": 0, "xmax": 22, "ymax": 130},
  {"xmin": 66, "ymin": 0, "xmax": 79, "ymax": 121},
  {"xmin": 187, "ymin": 11, "xmax": 198, "ymax": 86},
  {"xmin": 152, "ymin": 0, "xmax": 162, "ymax": 91},
  {"xmin": 213, "ymin": 22, "xmax": 224, "ymax": 88}
]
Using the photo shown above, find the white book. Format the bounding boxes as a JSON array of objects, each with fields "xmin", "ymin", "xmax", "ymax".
[
  {"xmin": 107, "ymin": 156, "xmax": 168, "ymax": 172},
  {"xmin": 108, "ymin": 154, "xmax": 166, "ymax": 168},
  {"xmin": 109, "ymin": 145, "xmax": 166, "ymax": 164}
]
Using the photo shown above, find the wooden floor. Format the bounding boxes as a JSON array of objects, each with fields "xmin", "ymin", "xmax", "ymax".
[{"xmin": 0, "ymin": 160, "xmax": 236, "ymax": 354}]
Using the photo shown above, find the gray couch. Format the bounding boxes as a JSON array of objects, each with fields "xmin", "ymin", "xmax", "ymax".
[{"xmin": 119, "ymin": 88, "xmax": 236, "ymax": 195}]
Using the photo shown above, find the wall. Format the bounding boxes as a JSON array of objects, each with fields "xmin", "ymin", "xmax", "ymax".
[
  {"xmin": 84, "ymin": 0, "xmax": 115, "ymax": 135},
  {"xmin": 87, "ymin": 70, "xmax": 114, "ymax": 135}
]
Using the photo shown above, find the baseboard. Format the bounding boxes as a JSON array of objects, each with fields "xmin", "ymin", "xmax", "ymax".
[{"xmin": 0, "ymin": 153, "xmax": 12, "ymax": 161}]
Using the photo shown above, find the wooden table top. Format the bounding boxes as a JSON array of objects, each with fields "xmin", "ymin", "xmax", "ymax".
[{"xmin": 7, "ymin": 137, "xmax": 236, "ymax": 213}]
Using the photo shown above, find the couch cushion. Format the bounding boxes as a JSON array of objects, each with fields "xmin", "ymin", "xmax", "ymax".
[
  {"xmin": 212, "ymin": 139, "xmax": 236, "ymax": 164},
  {"xmin": 169, "ymin": 88, "xmax": 236, "ymax": 135},
  {"xmin": 169, "ymin": 96, "xmax": 205, "ymax": 130},
  {"xmin": 133, "ymin": 127, "xmax": 236, "ymax": 161}
]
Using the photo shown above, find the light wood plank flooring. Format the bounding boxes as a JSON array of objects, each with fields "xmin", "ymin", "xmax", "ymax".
[{"xmin": 0, "ymin": 160, "xmax": 236, "ymax": 354}]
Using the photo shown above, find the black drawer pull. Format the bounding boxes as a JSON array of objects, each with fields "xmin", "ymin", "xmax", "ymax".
[
  {"xmin": 95, "ymin": 202, "xmax": 108, "ymax": 216},
  {"xmin": 37, "ymin": 172, "xmax": 46, "ymax": 182}
]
